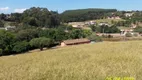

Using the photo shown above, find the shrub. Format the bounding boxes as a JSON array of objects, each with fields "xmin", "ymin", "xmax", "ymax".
[
  {"xmin": 88, "ymin": 33, "xmax": 102, "ymax": 42},
  {"xmin": 125, "ymin": 32, "xmax": 132, "ymax": 37}
]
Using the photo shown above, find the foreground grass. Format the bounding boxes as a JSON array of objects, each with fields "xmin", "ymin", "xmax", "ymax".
[{"xmin": 0, "ymin": 41, "xmax": 142, "ymax": 80}]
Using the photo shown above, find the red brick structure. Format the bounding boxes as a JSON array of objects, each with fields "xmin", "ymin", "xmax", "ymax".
[{"xmin": 61, "ymin": 39, "xmax": 91, "ymax": 47}]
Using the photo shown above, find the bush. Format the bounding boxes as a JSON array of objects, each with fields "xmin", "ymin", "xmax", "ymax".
[
  {"xmin": 88, "ymin": 33, "xmax": 102, "ymax": 42},
  {"xmin": 12, "ymin": 41, "xmax": 30, "ymax": 53},
  {"xmin": 125, "ymin": 32, "xmax": 132, "ymax": 37}
]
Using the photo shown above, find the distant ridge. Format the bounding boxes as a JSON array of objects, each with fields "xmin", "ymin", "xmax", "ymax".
[{"xmin": 61, "ymin": 8, "xmax": 117, "ymax": 22}]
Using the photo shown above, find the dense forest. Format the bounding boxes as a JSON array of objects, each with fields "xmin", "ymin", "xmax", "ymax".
[{"xmin": 61, "ymin": 8, "xmax": 117, "ymax": 22}]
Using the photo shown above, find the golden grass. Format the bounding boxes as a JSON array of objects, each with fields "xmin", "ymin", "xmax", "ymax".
[{"xmin": 0, "ymin": 41, "xmax": 142, "ymax": 80}]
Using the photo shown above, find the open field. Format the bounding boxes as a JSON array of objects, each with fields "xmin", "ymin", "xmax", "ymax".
[
  {"xmin": 89, "ymin": 19, "xmax": 125, "ymax": 24},
  {"xmin": 0, "ymin": 41, "xmax": 142, "ymax": 80}
]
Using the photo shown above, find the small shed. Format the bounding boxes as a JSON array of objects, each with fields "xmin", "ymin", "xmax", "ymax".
[{"xmin": 61, "ymin": 39, "xmax": 91, "ymax": 47}]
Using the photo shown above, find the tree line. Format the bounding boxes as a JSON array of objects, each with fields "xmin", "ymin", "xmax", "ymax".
[{"xmin": 0, "ymin": 25, "xmax": 94, "ymax": 56}]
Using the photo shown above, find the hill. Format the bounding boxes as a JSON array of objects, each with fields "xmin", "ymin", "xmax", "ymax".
[
  {"xmin": 61, "ymin": 8, "xmax": 117, "ymax": 22},
  {"xmin": 0, "ymin": 41, "xmax": 142, "ymax": 80}
]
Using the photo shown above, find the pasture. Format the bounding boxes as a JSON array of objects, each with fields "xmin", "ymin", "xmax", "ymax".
[{"xmin": 0, "ymin": 41, "xmax": 142, "ymax": 80}]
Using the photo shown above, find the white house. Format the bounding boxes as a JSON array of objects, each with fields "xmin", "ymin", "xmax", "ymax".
[
  {"xmin": 120, "ymin": 29, "xmax": 133, "ymax": 35},
  {"xmin": 125, "ymin": 13, "xmax": 134, "ymax": 17},
  {"xmin": 99, "ymin": 22, "xmax": 109, "ymax": 26}
]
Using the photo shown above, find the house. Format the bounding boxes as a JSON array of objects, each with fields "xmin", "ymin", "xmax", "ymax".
[
  {"xmin": 99, "ymin": 22, "xmax": 109, "ymax": 26},
  {"xmin": 131, "ymin": 24, "xmax": 137, "ymax": 28},
  {"xmin": 125, "ymin": 13, "xmax": 134, "ymax": 17},
  {"xmin": 61, "ymin": 38, "xmax": 91, "ymax": 47},
  {"xmin": 107, "ymin": 16, "xmax": 121, "ymax": 20},
  {"xmin": 84, "ymin": 21, "xmax": 96, "ymax": 26},
  {"xmin": 120, "ymin": 29, "xmax": 133, "ymax": 35},
  {"xmin": 68, "ymin": 22, "xmax": 85, "ymax": 28},
  {"xmin": 89, "ymin": 21, "xmax": 96, "ymax": 25},
  {"xmin": 5, "ymin": 26, "xmax": 16, "ymax": 30}
]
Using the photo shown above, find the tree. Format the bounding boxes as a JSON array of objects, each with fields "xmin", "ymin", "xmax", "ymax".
[
  {"xmin": 0, "ymin": 13, "xmax": 6, "ymax": 20},
  {"xmin": 16, "ymin": 29, "xmax": 40, "ymax": 41},
  {"xmin": 134, "ymin": 27, "xmax": 142, "ymax": 33},
  {"xmin": 108, "ymin": 25, "xmax": 120, "ymax": 33},
  {"xmin": 89, "ymin": 25, "xmax": 97, "ymax": 32},
  {"xmin": 0, "ymin": 30, "xmax": 16, "ymax": 55},
  {"xmin": 12, "ymin": 41, "xmax": 30, "ymax": 53},
  {"xmin": 70, "ymin": 29, "xmax": 84, "ymax": 39},
  {"xmin": 82, "ymin": 29, "xmax": 92, "ymax": 37},
  {"xmin": 21, "ymin": 7, "xmax": 60, "ymax": 28},
  {"xmin": 10, "ymin": 13, "xmax": 22, "ymax": 22},
  {"xmin": 30, "ymin": 37, "xmax": 53, "ymax": 51},
  {"xmin": 0, "ymin": 20, "xmax": 4, "ymax": 27}
]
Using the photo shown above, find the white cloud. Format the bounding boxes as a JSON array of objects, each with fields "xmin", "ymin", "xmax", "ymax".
[
  {"xmin": 14, "ymin": 8, "xmax": 27, "ymax": 13},
  {"xmin": 0, "ymin": 7, "xmax": 9, "ymax": 11}
]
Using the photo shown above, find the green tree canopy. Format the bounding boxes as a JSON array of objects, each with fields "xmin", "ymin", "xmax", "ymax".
[
  {"xmin": 30, "ymin": 37, "xmax": 53, "ymax": 51},
  {"xmin": 12, "ymin": 41, "xmax": 30, "ymax": 53},
  {"xmin": 21, "ymin": 7, "xmax": 60, "ymax": 27},
  {"xmin": 0, "ymin": 20, "xmax": 4, "ymax": 27}
]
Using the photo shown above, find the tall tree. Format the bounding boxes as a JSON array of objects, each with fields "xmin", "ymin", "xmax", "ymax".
[{"xmin": 21, "ymin": 7, "xmax": 60, "ymax": 28}]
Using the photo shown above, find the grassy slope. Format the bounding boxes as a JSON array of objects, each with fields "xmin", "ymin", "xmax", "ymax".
[
  {"xmin": 0, "ymin": 41, "xmax": 142, "ymax": 80},
  {"xmin": 94, "ymin": 19, "xmax": 125, "ymax": 24}
]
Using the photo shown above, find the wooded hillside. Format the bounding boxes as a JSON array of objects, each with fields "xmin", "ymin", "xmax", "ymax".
[{"xmin": 61, "ymin": 8, "xmax": 117, "ymax": 22}]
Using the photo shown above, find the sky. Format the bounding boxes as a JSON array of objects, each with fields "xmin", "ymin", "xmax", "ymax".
[{"xmin": 0, "ymin": 0, "xmax": 142, "ymax": 13}]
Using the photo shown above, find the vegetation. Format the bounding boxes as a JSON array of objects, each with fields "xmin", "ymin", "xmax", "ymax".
[
  {"xmin": 0, "ymin": 41, "xmax": 142, "ymax": 80},
  {"xmin": 30, "ymin": 37, "xmax": 53, "ymax": 51},
  {"xmin": 87, "ymin": 33, "xmax": 102, "ymax": 42},
  {"xmin": 61, "ymin": 8, "xmax": 117, "ymax": 22},
  {"xmin": 89, "ymin": 25, "xmax": 120, "ymax": 33},
  {"xmin": 0, "ymin": 7, "xmax": 60, "ymax": 28},
  {"xmin": 21, "ymin": 7, "xmax": 60, "ymax": 27},
  {"xmin": 134, "ymin": 27, "xmax": 142, "ymax": 33},
  {"xmin": 0, "ymin": 7, "xmax": 142, "ymax": 56},
  {"xmin": 0, "ymin": 26, "xmax": 93, "ymax": 56},
  {"xmin": 12, "ymin": 41, "xmax": 30, "ymax": 53},
  {"xmin": 94, "ymin": 19, "xmax": 124, "ymax": 24},
  {"xmin": 0, "ymin": 20, "xmax": 4, "ymax": 27}
]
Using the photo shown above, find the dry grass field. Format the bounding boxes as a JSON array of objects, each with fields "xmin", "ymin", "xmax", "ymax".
[{"xmin": 0, "ymin": 41, "xmax": 142, "ymax": 80}]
